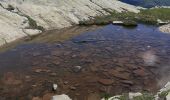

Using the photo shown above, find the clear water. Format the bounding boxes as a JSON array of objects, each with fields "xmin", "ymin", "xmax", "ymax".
[
  {"xmin": 120, "ymin": 0, "xmax": 170, "ymax": 8},
  {"xmin": 0, "ymin": 24, "xmax": 170, "ymax": 99}
]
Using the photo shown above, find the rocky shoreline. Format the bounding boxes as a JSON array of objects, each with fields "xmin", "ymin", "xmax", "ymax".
[
  {"xmin": 0, "ymin": 0, "xmax": 170, "ymax": 47},
  {"xmin": 0, "ymin": 0, "xmax": 140, "ymax": 47}
]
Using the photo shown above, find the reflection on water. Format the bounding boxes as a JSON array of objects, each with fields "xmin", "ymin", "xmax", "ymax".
[{"xmin": 0, "ymin": 24, "xmax": 170, "ymax": 99}]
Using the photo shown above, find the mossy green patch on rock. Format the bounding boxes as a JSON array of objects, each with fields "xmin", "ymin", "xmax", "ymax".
[
  {"xmin": 158, "ymin": 89, "xmax": 170, "ymax": 99},
  {"xmin": 79, "ymin": 8, "xmax": 170, "ymax": 26},
  {"xmin": 25, "ymin": 15, "xmax": 45, "ymax": 31},
  {"xmin": 133, "ymin": 93, "xmax": 155, "ymax": 100}
]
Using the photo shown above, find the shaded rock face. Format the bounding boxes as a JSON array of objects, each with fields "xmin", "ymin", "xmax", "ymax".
[{"xmin": 0, "ymin": 0, "xmax": 139, "ymax": 46}]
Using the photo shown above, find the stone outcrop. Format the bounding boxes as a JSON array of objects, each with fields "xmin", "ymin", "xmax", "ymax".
[
  {"xmin": 159, "ymin": 24, "xmax": 170, "ymax": 33},
  {"xmin": 52, "ymin": 94, "xmax": 72, "ymax": 100},
  {"xmin": 0, "ymin": 0, "xmax": 140, "ymax": 46}
]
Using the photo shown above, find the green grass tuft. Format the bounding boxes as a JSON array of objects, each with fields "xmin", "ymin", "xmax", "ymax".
[
  {"xmin": 79, "ymin": 8, "xmax": 170, "ymax": 26},
  {"xmin": 133, "ymin": 93, "xmax": 155, "ymax": 100},
  {"xmin": 158, "ymin": 89, "xmax": 170, "ymax": 99},
  {"xmin": 24, "ymin": 15, "xmax": 45, "ymax": 31}
]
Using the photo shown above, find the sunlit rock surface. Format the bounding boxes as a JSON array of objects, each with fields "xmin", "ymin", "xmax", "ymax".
[
  {"xmin": 159, "ymin": 24, "xmax": 170, "ymax": 33},
  {"xmin": 0, "ymin": 6, "xmax": 28, "ymax": 44},
  {"xmin": 52, "ymin": 94, "xmax": 72, "ymax": 100},
  {"xmin": 0, "ymin": 0, "xmax": 140, "ymax": 46}
]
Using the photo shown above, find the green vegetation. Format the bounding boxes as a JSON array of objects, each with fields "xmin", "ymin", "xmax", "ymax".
[
  {"xmin": 25, "ymin": 15, "xmax": 45, "ymax": 31},
  {"xmin": 79, "ymin": 8, "xmax": 170, "ymax": 26},
  {"xmin": 101, "ymin": 93, "xmax": 112, "ymax": 100},
  {"xmin": 101, "ymin": 92, "xmax": 156, "ymax": 100},
  {"xmin": 138, "ymin": 8, "xmax": 170, "ymax": 24},
  {"xmin": 1, "ymin": 4, "xmax": 45, "ymax": 32},
  {"xmin": 133, "ymin": 93, "xmax": 155, "ymax": 100},
  {"xmin": 116, "ymin": 94, "xmax": 129, "ymax": 100},
  {"xmin": 158, "ymin": 90, "xmax": 170, "ymax": 99}
]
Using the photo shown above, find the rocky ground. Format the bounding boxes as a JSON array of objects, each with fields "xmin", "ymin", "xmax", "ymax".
[{"xmin": 0, "ymin": 0, "xmax": 139, "ymax": 47}]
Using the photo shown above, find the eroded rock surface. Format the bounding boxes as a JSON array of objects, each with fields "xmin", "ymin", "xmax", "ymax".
[
  {"xmin": 0, "ymin": 0, "xmax": 140, "ymax": 46},
  {"xmin": 159, "ymin": 24, "xmax": 170, "ymax": 33}
]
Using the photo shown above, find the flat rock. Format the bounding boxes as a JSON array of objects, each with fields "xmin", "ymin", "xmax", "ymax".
[
  {"xmin": 70, "ymin": 86, "xmax": 76, "ymax": 90},
  {"xmin": 3, "ymin": 72, "xmax": 22, "ymax": 85},
  {"xmin": 126, "ymin": 64, "xmax": 138, "ymax": 70},
  {"xmin": 32, "ymin": 97, "xmax": 42, "ymax": 100},
  {"xmin": 98, "ymin": 79, "xmax": 114, "ymax": 86},
  {"xmin": 121, "ymin": 80, "xmax": 134, "ymax": 85},
  {"xmin": 72, "ymin": 66, "xmax": 82, "ymax": 73},
  {"xmin": 113, "ymin": 21, "xmax": 123, "ymax": 25},
  {"xmin": 52, "ymin": 94, "xmax": 72, "ymax": 100},
  {"xmin": 109, "ymin": 69, "xmax": 130, "ymax": 80},
  {"xmin": 50, "ymin": 73, "xmax": 57, "ymax": 76},
  {"xmin": 133, "ymin": 68, "xmax": 147, "ymax": 77},
  {"xmin": 42, "ymin": 93, "xmax": 53, "ymax": 100},
  {"xmin": 129, "ymin": 92, "xmax": 142, "ymax": 99},
  {"xmin": 33, "ymin": 68, "xmax": 51, "ymax": 73},
  {"xmin": 87, "ymin": 93, "xmax": 100, "ymax": 100}
]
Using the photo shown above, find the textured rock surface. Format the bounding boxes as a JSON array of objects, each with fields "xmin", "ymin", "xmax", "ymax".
[
  {"xmin": 52, "ymin": 94, "xmax": 72, "ymax": 100},
  {"xmin": 0, "ymin": 6, "xmax": 28, "ymax": 44},
  {"xmin": 159, "ymin": 24, "xmax": 170, "ymax": 33},
  {"xmin": 0, "ymin": 0, "xmax": 139, "ymax": 46}
]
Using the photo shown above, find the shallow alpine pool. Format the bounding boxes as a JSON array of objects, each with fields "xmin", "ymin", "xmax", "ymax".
[{"xmin": 0, "ymin": 24, "xmax": 170, "ymax": 100}]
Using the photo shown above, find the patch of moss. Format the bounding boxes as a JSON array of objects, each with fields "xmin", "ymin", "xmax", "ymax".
[
  {"xmin": 25, "ymin": 15, "xmax": 45, "ymax": 31},
  {"xmin": 158, "ymin": 90, "xmax": 170, "ymax": 99},
  {"xmin": 122, "ymin": 20, "xmax": 138, "ymax": 27},
  {"xmin": 79, "ymin": 8, "xmax": 170, "ymax": 26},
  {"xmin": 117, "ymin": 93, "xmax": 129, "ymax": 100},
  {"xmin": 37, "ymin": 26, "xmax": 45, "ymax": 32},
  {"xmin": 26, "ymin": 15, "xmax": 37, "ymax": 28},
  {"xmin": 100, "ymin": 93, "xmax": 112, "ymax": 100},
  {"xmin": 133, "ymin": 93, "xmax": 155, "ymax": 100}
]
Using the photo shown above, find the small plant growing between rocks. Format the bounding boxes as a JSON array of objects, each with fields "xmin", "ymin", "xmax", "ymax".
[
  {"xmin": 158, "ymin": 89, "xmax": 170, "ymax": 99},
  {"xmin": 101, "ymin": 93, "xmax": 112, "ymax": 100},
  {"xmin": 25, "ymin": 15, "xmax": 45, "ymax": 31},
  {"xmin": 117, "ymin": 94, "xmax": 129, "ymax": 100},
  {"xmin": 133, "ymin": 93, "xmax": 155, "ymax": 100}
]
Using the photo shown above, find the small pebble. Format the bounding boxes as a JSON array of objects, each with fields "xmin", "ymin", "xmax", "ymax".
[{"xmin": 53, "ymin": 84, "xmax": 58, "ymax": 91}]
